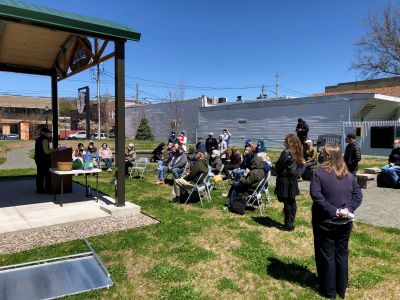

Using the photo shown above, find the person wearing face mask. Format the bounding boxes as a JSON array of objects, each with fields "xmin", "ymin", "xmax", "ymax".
[
  {"xmin": 255, "ymin": 139, "xmax": 267, "ymax": 154},
  {"xmin": 72, "ymin": 142, "xmax": 85, "ymax": 163},
  {"xmin": 222, "ymin": 129, "xmax": 231, "ymax": 147},
  {"xmin": 205, "ymin": 132, "xmax": 218, "ymax": 156},
  {"xmin": 217, "ymin": 134, "xmax": 228, "ymax": 163},
  {"xmin": 99, "ymin": 143, "xmax": 113, "ymax": 171},
  {"xmin": 34, "ymin": 127, "xmax": 54, "ymax": 194},
  {"xmin": 381, "ymin": 139, "xmax": 400, "ymax": 186},
  {"xmin": 178, "ymin": 131, "xmax": 187, "ymax": 151},
  {"xmin": 168, "ymin": 131, "xmax": 179, "ymax": 145},
  {"xmin": 87, "ymin": 141, "xmax": 99, "ymax": 167},
  {"xmin": 210, "ymin": 150, "xmax": 223, "ymax": 175},
  {"xmin": 125, "ymin": 143, "xmax": 136, "ymax": 176}
]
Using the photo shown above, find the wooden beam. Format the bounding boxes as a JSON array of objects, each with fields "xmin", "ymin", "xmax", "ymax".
[
  {"xmin": 0, "ymin": 63, "xmax": 52, "ymax": 76},
  {"xmin": 77, "ymin": 36, "xmax": 95, "ymax": 61},
  {"xmin": 97, "ymin": 40, "xmax": 109, "ymax": 59},
  {"xmin": 51, "ymin": 72, "xmax": 59, "ymax": 147},
  {"xmin": 57, "ymin": 51, "xmax": 115, "ymax": 81},
  {"xmin": 115, "ymin": 40, "xmax": 125, "ymax": 207}
]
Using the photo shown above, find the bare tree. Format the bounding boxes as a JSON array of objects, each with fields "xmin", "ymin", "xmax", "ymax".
[
  {"xmin": 352, "ymin": 4, "xmax": 400, "ymax": 78},
  {"xmin": 168, "ymin": 80, "xmax": 185, "ymax": 131}
]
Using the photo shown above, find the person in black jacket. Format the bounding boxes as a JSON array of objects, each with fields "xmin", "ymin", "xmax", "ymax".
[
  {"xmin": 274, "ymin": 133, "xmax": 305, "ymax": 231},
  {"xmin": 381, "ymin": 139, "xmax": 400, "ymax": 185},
  {"xmin": 168, "ymin": 131, "xmax": 179, "ymax": 145},
  {"xmin": 343, "ymin": 133, "xmax": 361, "ymax": 175},
  {"xmin": 295, "ymin": 118, "xmax": 309, "ymax": 145},
  {"xmin": 310, "ymin": 144, "xmax": 362, "ymax": 299},
  {"xmin": 205, "ymin": 132, "xmax": 218, "ymax": 156},
  {"xmin": 34, "ymin": 127, "xmax": 54, "ymax": 194}
]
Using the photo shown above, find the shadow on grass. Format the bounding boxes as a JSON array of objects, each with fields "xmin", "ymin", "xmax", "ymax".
[
  {"xmin": 252, "ymin": 216, "xmax": 282, "ymax": 229},
  {"xmin": 267, "ymin": 257, "xmax": 317, "ymax": 289}
]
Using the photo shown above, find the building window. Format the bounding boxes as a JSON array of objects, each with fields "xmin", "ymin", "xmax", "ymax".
[
  {"xmin": 109, "ymin": 111, "xmax": 115, "ymax": 120},
  {"xmin": 371, "ymin": 126, "xmax": 394, "ymax": 148}
]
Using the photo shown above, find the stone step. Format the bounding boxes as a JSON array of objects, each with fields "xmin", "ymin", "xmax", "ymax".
[{"xmin": 363, "ymin": 167, "xmax": 381, "ymax": 174}]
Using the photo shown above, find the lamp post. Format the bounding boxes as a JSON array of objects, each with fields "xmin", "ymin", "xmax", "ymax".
[{"xmin": 44, "ymin": 106, "xmax": 50, "ymax": 127}]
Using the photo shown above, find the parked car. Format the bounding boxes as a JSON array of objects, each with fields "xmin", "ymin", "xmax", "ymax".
[
  {"xmin": 67, "ymin": 131, "xmax": 87, "ymax": 139},
  {"xmin": 0, "ymin": 134, "xmax": 5, "ymax": 140},
  {"xmin": 5, "ymin": 134, "xmax": 19, "ymax": 140},
  {"xmin": 92, "ymin": 133, "xmax": 107, "ymax": 139}
]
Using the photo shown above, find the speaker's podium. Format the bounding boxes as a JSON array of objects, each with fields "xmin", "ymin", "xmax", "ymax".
[{"xmin": 51, "ymin": 147, "xmax": 73, "ymax": 194}]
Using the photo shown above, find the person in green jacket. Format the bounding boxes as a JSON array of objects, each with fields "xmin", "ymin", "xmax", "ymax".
[
  {"xmin": 225, "ymin": 156, "xmax": 265, "ymax": 209},
  {"xmin": 172, "ymin": 152, "xmax": 209, "ymax": 203}
]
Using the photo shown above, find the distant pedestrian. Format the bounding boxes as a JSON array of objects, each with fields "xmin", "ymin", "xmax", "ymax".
[
  {"xmin": 195, "ymin": 137, "xmax": 206, "ymax": 154},
  {"xmin": 343, "ymin": 133, "xmax": 361, "ymax": 175},
  {"xmin": 295, "ymin": 118, "xmax": 309, "ymax": 145},
  {"xmin": 218, "ymin": 134, "xmax": 228, "ymax": 163},
  {"xmin": 178, "ymin": 131, "xmax": 187, "ymax": 151}
]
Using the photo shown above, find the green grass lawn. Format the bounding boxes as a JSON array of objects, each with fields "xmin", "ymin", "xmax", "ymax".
[{"xmin": 0, "ymin": 165, "xmax": 399, "ymax": 299}]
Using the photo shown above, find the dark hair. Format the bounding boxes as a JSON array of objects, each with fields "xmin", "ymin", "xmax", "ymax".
[{"xmin": 346, "ymin": 133, "xmax": 356, "ymax": 139}]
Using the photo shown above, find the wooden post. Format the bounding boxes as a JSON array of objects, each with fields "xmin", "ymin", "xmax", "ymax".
[
  {"xmin": 51, "ymin": 73, "xmax": 59, "ymax": 148},
  {"xmin": 115, "ymin": 40, "xmax": 125, "ymax": 206}
]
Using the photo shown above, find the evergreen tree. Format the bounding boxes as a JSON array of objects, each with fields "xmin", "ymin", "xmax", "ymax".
[{"xmin": 135, "ymin": 117, "xmax": 154, "ymax": 140}]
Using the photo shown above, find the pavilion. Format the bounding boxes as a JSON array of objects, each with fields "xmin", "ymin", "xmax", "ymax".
[{"xmin": 0, "ymin": 0, "xmax": 141, "ymax": 206}]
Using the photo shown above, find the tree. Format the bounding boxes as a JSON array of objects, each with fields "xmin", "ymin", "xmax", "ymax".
[
  {"xmin": 352, "ymin": 4, "xmax": 400, "ymax": 78},
  {"xmin": 168, "ymin": 80, "xmax": 185, "ymax": 131},
  {"xmin": 135, "ymin": 117, "xmax": 154, "ymax": 140}
]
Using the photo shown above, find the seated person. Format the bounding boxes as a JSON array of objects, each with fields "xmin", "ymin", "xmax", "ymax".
[
  {"xmin": 87, "ymin": 142, "xmax": 99, "ymax": 167},
  {"xmin": 156, "ymin": 143, "xmax": 173, "ymax": 184},
  {"xmin": 172, "ymin": 152, "xmax": 209, "ymax": 203},
  {"xmin": 300, "ymin": 139, "xmax": 317, "ymax": 178},
  {"xmin": 232, "ymin": 146, "xmax": 255, "ymax": 179},
  {"xmin": 72, "ymin": 142, "xmax": 85, "ymax": 163},
  {"xmin": 255, "ymin": 139, "xmax": 267, "ymax": 154},
  {"xmin": 381, "ymin": 139, "xmax": 400, "ymax": 186},
  {"xmin": 225, "ymin": 156, "xmax": 264, "ymax": 209},
  {"xmin": 151, "ymin": 142, "xmax": 165, "ymax": 162},
  {"xmin": 195, "ymin": 137, "xmax": 206, "ymax": 154},
  {"xmin": 210, "ymin": 150, "xmax": 223, "ymax": 175},
  {"xmin": 125, "ymin": 143, "xmax": 136, "ymax": 176},
  {"xmin": 222, "ymin": 146, "xmax": 242, "ymax": 179},
  {"xmin": 257, "ymin": 152, "xmax": 272, "ymax": 179},
  {"xmin": 187, "ymin": 147, "xmax": 197, "ymax": 170},
  {"xmin": 99, "ymin": 143, "xmax": 113, "ymax": 171},
  {"xmin": 158, "ymin": 144, "xmax": 187, "ymax": 182}
]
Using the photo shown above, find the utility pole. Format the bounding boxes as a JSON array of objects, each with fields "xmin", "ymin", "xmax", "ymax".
[
  {"xmin": 275, "ymin": 72, "xmax": 279, "ymax": 98},
  {"xmin": 96, "ymin": 63, "xmax": 101, "ymax": 139},
  {"xmin": 261, "ymin": 84, "xmax": 265, "ymax": 98},
  {"xmin": 136, "ymin": 82, "xmax": 139, "ymax": 101}
]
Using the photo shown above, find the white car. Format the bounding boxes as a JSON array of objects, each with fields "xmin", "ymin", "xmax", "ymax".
[{"xmin": 67, "ymin": 131, "xmax": 87, "ymax": 139}]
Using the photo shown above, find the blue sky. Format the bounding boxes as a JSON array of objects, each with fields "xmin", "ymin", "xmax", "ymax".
[{"xmin": 0, "ymin": 0, "xmax": 393, "ymax": 102}]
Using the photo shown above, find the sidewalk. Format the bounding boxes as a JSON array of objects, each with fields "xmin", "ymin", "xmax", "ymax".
[
  {"xmin": 271, "ymin": 176, "xmax": 400, "ymax": 229},
  {"xmin": 0, "ymin": 146, "xmax": 36, "ymax": 170}
]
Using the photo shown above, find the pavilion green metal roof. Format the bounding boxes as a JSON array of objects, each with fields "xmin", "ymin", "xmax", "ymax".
[{"xmin": 0, "ymin": 0, "xmax": 141, "ymax": 41}]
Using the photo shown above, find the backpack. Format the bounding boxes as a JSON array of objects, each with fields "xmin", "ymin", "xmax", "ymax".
[{"xmin": 230, "ymin": 195, "xmax": 248, "ymax": 215}]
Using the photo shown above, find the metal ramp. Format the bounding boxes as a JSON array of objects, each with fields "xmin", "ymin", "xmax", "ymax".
[{"xmin": 0, "ymin": 240, "xmax": 113, "ymax": 300}]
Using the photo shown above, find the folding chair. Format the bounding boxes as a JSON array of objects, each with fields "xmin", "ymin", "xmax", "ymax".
[
  {"xmin": 261, "ymin": 171, "xmax": 272, "ymax": 205},
  {"xmin": 245, "ymin": 178, "xmax": 267, "ymax": 216},
  {"xmin": 129, "ymin": 157, "xmax": 148, "ymax": 178},
  {"xmin": 185, "ymin": 173, "xmax": 209, "ymax": 205}
]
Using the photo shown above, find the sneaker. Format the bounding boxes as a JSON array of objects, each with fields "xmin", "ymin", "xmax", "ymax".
[
  {"xmin": 107, "ymin": 168, "xmax": 112, "ymax": 172},
  {"xmin": 156, "ymin": 180, "xmax": 165, "ymax": 185},
  {"xmin": 223, "ymin": 206, "xmax": 229, "ymax": 211},
  {"xmin": 221, "ymin": 193, "xmax": 228, "ymax": 198}
]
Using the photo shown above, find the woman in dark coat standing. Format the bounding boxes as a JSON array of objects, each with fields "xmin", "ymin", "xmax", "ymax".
[
  {"xmin": 310, "ymin": 144, "xmax": 362, "ymax": 299},
  {"xmin": 274, "ymin": 133, "xmax": 304, "ymax": 231}
]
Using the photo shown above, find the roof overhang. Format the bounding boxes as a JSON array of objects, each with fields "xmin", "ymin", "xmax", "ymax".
[
  {"xmin": 352, "ymin": 94, "xmax": 400, "ymax": 120},
  {"xmin": 0, "ymin": 0, "xmax": 141, "ymax": 79}
]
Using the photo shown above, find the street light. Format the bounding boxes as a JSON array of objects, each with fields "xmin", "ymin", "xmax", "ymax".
[{"xmin": 44, "ymin": 106, "xmax": 50, "ymax": 127}]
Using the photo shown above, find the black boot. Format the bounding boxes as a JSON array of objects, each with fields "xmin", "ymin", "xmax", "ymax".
[{"xmin": 280, "ymin": 202, "xmax": 292, "ymax": 231}]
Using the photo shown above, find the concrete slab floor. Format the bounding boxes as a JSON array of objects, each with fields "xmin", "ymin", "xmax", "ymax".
[{"xmin": 0, "ymin": 178, "xmax": 140, "ymax": 234}]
